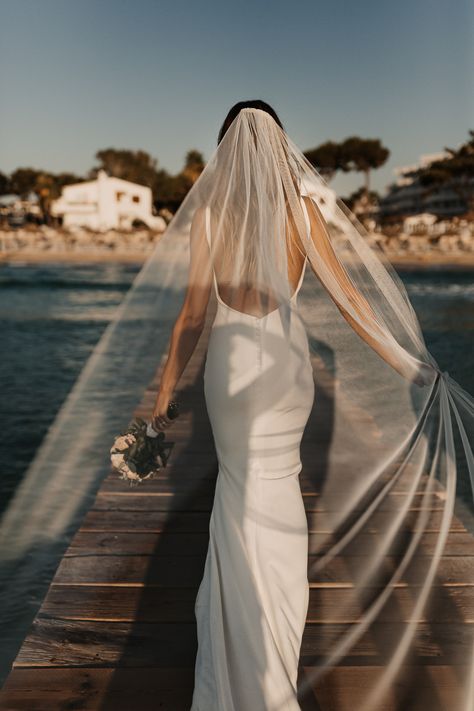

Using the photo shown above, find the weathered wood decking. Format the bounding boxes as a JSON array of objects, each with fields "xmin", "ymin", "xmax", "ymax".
[{"xmin": 0, "ymin": 305, "xmax": 473, "ymax": 710}]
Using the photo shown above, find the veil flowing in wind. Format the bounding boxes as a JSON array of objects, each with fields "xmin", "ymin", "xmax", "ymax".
[
  {"xmin": 167, "ymin": 106, "xmax": 474, "ymax": 709},
  {"xmin": 2, "ymin": 106, "xmax": 472, "ymax": 710}
]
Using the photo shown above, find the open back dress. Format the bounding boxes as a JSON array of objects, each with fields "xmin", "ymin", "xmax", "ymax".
[{"xmin": 190, "ymin": 196, "xmax": 315, "ymax": 711}]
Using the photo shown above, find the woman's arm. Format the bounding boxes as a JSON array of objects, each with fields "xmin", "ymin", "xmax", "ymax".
[
  {"xmin": 301, "ymin": 195, "xmax": 431, "ymax": 384},
  {"xmin": 152, "ymin": 207, "xmax": 212, "ymax": 430}
]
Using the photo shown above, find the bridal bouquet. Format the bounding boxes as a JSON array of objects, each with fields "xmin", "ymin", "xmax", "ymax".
[{"xmin": 110, "ymin": 403, "xmax": 180, "ymax": 485}]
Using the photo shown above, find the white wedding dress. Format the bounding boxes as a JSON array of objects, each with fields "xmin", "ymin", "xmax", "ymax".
[{"xmin": 190, "ymin": 197, "xmax": 315, "ymax": 711}]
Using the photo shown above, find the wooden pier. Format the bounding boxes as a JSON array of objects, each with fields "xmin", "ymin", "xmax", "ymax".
[{"xmin": 0, "ymin": 306, "xmax": 473, "ymax": 710}]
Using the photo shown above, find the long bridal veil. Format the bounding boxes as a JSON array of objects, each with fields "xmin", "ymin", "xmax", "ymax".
[
  {"xmin": 163, "ymin": 107, "xmax": 474, "ymax": 710},
  {"xmin": 2, "ymin": 106, "xmax": 471, "ymax": 710}
]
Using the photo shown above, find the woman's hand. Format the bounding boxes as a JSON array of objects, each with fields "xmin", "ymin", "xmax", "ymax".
[{"xmin": 151, "ymin": 390, "xmax": 174, "ymax": 431}]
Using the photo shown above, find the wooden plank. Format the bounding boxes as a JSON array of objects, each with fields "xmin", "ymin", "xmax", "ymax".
[
  {"xmin": 12, "ymin": 620, "xmax": 197, "ymax": 668},
  {"xmin": 0, "ymin": 665, "xmax": 466, "ymax": 711},
  {"xmin": 52, "ymin": 554, "xmax": 206, "ymax": 587},
  {"xmin": 91, "ymin": 490, "xmax": 447, "ymax": 514},
  {"xmin": 49, "ymin": 553, "xmax": 474, "ymax": 588},
  {"xmin": 41, "ymin": 585, "xmax": 199, "ymax": 622},
  {"xmin": 312, "ymin": 529, "xmax": 474, "ymax": 556},
  {"xmin": 77, "ymin": 508, "xmax": 467, "ymax": 533},
  {"xmin": 78, "ymin": 510, "xmax": 211, "ymax": 533},
  {"xmin": 0, "ymin": 665, "xmax": 467, "ymax": 711},
  {"xmin": 300, "ymin": 664, "xmax": 468, "ymax": 711},
  {"xmin": 100, "ymin": 477, "xmax": 218, "ymax": 494},
  {"xmin": 39, "ymin": 584, "xmax": 474, "ymax": 624},
  {"xmin": 0, "ymin": 668, "xmax": 195, "ymax": 711},
  {"xmin": 65, "ymin": 529, "xmax": 474, "ymax": 557},
  {"xmin": 91, "ymin": 491, "xmax": 216, "ymax": 512},
  {"xmin": 12, "ymin": 618, "xmax": 474, "ymax": 668},
  {"xmin": 103, "ymin": 473, "xmax": 445, "ymax": 496},
  {"xmin": 66, "ymin": 531, "xmax": 211, "ymax": 556}
]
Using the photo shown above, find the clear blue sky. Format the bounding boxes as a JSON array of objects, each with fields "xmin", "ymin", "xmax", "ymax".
[{"xmin": 0, "ymin": 0, "xmax": 472, "ymax": 197}]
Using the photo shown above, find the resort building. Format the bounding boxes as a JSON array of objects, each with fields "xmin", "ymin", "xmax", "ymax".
[
  {"xmin": 51, "ymin": 170, "xmax": 166, "ymax": 231},
  {"xmin": 378, "ymin": 152, "xmax": 473, "ymax": 226}
]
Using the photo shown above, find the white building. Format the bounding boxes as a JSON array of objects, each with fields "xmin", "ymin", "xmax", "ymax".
[
  {"xmin": 378, "ymin": 150, "xmax": 472, "ymax": 223},
  {"xmin": 403, "ymin": 212, "xmax": 438, "ymax": 234},
  {"xmin": 51, "ymin": 170, "xmax": 166, "ymax": 231}
]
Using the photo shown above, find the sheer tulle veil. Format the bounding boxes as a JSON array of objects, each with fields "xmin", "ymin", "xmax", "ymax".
[
  {"xmin": 2, "ymin": 105, "xmax": 471, "ymax": 709},
  {"xmin": 168, "ymin": 106, "xmax": 474, "ymax": 709}
]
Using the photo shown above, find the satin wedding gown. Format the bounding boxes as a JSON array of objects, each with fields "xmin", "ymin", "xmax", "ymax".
[{"xmin": 190, "ymin": 197, "xmax": 315, "ymax": 711}]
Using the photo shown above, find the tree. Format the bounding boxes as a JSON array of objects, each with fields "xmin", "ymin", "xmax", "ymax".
[
  {"xmin": 339, "ymin": 137, "xmax": 390, "ymax": 195},
  {"xmin": 90, "ymin": 148, "xmax": 158, "ymax": 188},
  {"xmin": 414, "ymin": 130, "xmax": 474, "ymax": 212},
  {"xmin": 153, "ymin": 150, "xmax": 207, "ymax": 211},
  {"xmin": 153, "ymin": 169, "xmax": 189, "ymax": 211},
  {"xmin": 55, "ymin": 172, "xmax": 83, "ymax": 191},
  {"xmin": 6, "ymin": 168, "xmax": 83, "ymax": 222},
  {"xmin": 304, "ymin": 141, "xmax": 344, "ymax": 181},
  {"xmin": 304, "ymin": 137, "xmax": 390, "ymax": 192},
  {"xmin": 9, "ymin": 168, "xmax": 42, "ymax": 198},
  {"xmin": 182, "ymin": 150, "xmax": 205, "ymax": 184},
  {"xmin": 341, "ymin": 186, "xmax": 380, "ymax": 215},
  {"xmin": 34, "ymin": 172, "xmax": 57, "ymax": 223},
  {"xmin": 0, "ymin": 171, "xmax": 10, "ymax": 195}
]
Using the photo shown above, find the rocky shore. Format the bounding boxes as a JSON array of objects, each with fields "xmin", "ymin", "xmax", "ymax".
[
  {"xmin": 0, "ymin": 225, "xmax": 164, "ymax": 264},
  {"xmin": 1, "ymin": 224, "xmax": 474, "ymax": 270},
  {"xmin": 368, "ymin": 228, "xmax": 474, "ymax": 270}
]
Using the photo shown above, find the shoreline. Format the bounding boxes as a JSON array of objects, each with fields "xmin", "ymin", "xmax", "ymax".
[
  {"xmin": 0, "ymin": 250, "xmax": 149, "ymax": 266},
  {"xmin": 1, "ymin": 249, "xmax": 474, "ymax": 272},
  {"xmin": 387, "ymin": 253, "xmax": 474, "ymax": 272}
]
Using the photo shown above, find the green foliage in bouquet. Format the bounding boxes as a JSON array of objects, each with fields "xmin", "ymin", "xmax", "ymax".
[{"xmin": 110, "ymin": 416, "xmax": 175, "ymax": 485}]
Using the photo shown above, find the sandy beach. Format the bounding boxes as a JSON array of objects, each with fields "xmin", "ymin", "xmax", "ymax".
[
  {"xmin": 2, "ymin": 248, "xmax": 474, "ymax": 271},
  {"xmin": 2, "ymin": 224, "xmax": 474, "ymax": 271},
  {"xmin": 388, "ymin": 253, "xmax": 474, "ymax": 271},
  {"xmin": 0, "ymin": 249, "xmax": 149, "ymax": 265}
]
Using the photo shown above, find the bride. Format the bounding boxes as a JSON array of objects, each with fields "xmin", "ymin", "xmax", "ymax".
[{"xmin": 149, "ymin": 101, "xmax": 474, "ymax": 711}]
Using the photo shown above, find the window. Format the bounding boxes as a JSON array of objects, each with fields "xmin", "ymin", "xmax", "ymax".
[
  {"xmin": 132, "ymin": 195, "xmax": 140, "ymax": 204},
  {"xmin": 116, "ymin": 191, "xmax": 125, "ymax": 202}
]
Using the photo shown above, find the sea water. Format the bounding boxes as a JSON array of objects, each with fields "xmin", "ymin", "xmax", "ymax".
[{"xmin": 0, "ymin": 262, "xmax": 138, "ymax": 684}]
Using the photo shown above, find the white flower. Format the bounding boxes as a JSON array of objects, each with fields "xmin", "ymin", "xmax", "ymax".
[
  {"xmin": 110, "ymin": 434, "xmax": 136, "ymax": 454},
  {"xmin": 111, "ymin": 453, "xmax": 125, "ymax": 469},
  {"xmin": 110, "ymin": 426, "xmax": 163, "ymax": 484}
]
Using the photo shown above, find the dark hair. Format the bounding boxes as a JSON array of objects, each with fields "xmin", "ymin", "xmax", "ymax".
[{"xmin": 217, "ymin": 100, "xmax": 284, "ymax": 145}]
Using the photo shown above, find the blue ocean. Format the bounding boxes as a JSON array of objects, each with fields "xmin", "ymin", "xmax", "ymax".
[{"xmin": 0, "ymin": 261, "xmax": 473, "ymax": 684}]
